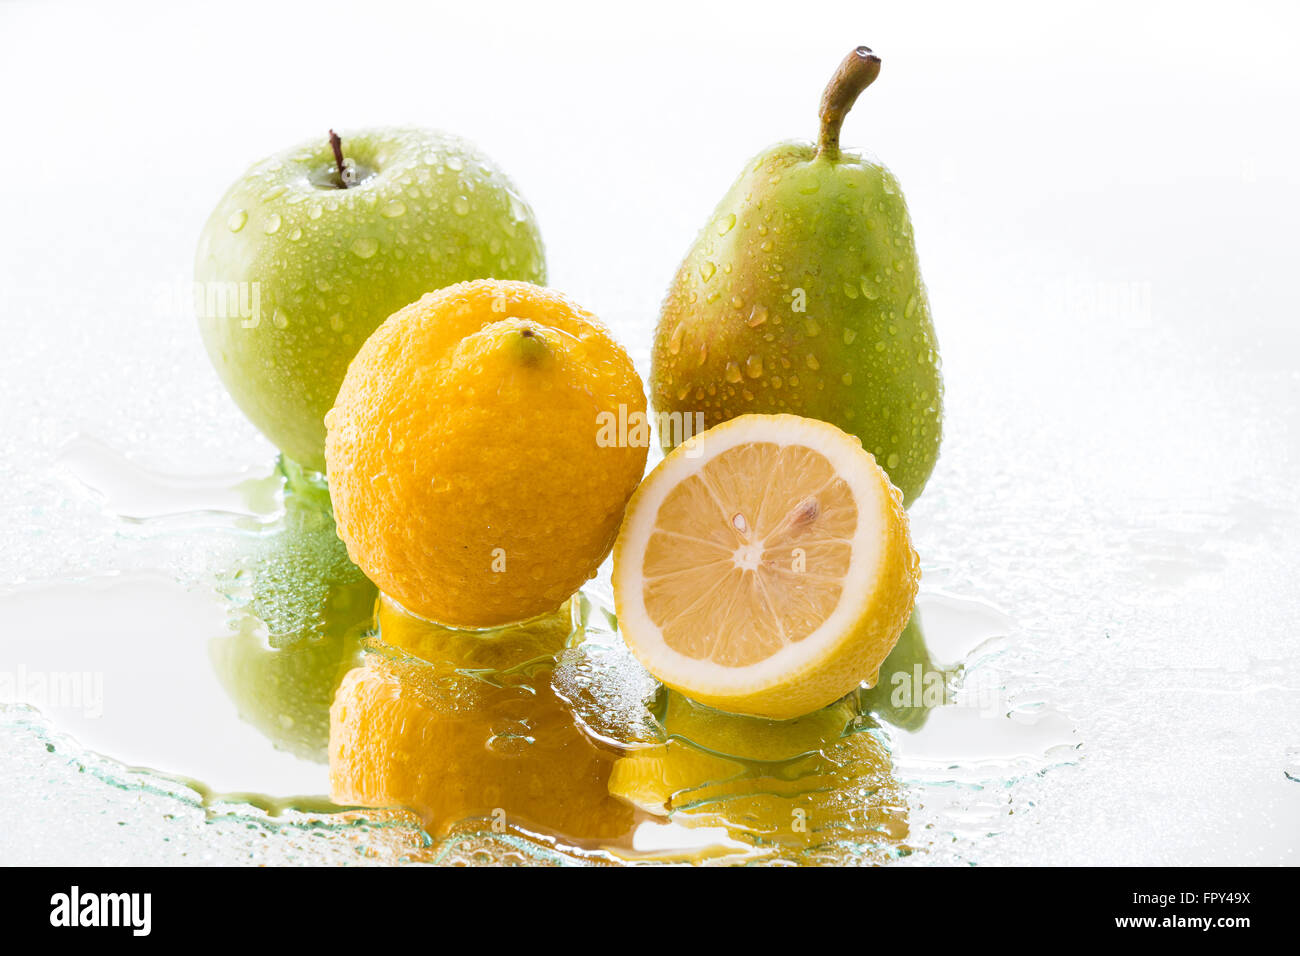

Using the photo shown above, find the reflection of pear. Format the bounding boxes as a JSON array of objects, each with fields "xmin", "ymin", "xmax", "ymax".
[
  {"xmin": 210, "ymin": 484, "xmax": 375, "ymax": 761},
  {"xmin": 329, "ymin": 596, "xmax": 635, "ymax": 840},
  {"xmin": 609, "ymin": 690, "xmax": 907, "ymax": 860},
  {"xmin": 860, "ymin": 610, "xmax": 952, "ymax": 731}
]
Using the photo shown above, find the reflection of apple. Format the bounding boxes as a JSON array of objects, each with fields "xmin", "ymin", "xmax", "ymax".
[
  {"xmin": 195, "ymin": 127, "xmax": 546, "ymax": 471},
  {"xmin": 209, "ymin": 491, "xmax": 376, "ymax": 761}
]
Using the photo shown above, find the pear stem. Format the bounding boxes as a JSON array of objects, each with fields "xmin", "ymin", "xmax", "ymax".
[
  {"xmin": 328, "ymin": 129, "xmax": 350, "ymax": 188},
  {"xmin": 817, "ymin": 46, "xmax": 882, "ymax": 160}
]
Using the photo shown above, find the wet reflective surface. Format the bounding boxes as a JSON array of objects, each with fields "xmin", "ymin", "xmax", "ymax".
[{"xmin": 2, "ymin": 3, "xmax": 1298, "ymax": 864}]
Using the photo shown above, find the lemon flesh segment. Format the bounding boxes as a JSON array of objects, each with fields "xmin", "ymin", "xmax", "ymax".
[{"xmin": 613, "ymin": 414, "xmax": 919, "ymax": 720}]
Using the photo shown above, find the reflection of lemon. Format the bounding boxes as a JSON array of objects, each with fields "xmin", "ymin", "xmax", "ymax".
[
  {"xmin": 329, "ymin": 597, "xmax": 634, "ymax": 840},
  {"xmin": 613, "ymin": 414, "xmax": 919, "ymax": 719},
  {"xmin": 609, "ymin": 691, "xmax": 907, "ymax": 857},
  {"xmin": 325, "ymin": 279, "xmax": 648, "ymax": 629}
]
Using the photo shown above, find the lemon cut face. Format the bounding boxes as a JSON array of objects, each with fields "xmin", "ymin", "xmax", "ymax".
[{"xmin": 612, "ymin": 414, "xmax": 919, "ymax": 720}]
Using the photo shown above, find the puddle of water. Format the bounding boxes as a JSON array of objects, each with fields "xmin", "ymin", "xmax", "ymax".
[
  {"xmin": 0, "ymin": 574, "xmax": 329, "ymax": 796},
  {"xmin": 56, "ymin": 435, "xmax": 283, "ymax": 530},
  {"xmin": 3, "ymin": 446, "xmax": 1079, "ymax": 865}
]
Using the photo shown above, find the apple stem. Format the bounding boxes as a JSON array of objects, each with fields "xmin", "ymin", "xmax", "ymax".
[
  {"xmin": 816, "ymin": 46, "xmax": 882, "ymax": 160},
  {"xmin": 329, "ymin": 129, "xmax": 350, "ymax": 188}
]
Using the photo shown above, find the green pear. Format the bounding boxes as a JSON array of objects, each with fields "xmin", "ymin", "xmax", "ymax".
[{"xmin": 650, "ymin": 47, "xmax": 942, "ymax": 504}]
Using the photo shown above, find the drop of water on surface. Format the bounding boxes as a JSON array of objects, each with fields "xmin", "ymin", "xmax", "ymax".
[
  {"xmin": 805, "ymin": 354, "xmax": 820, "ymax": 371},
  {"xmin": 307, "ymin": 204, "xmax": 323, "ymax": 220},
  {"xmin": 453, "ymin": 196, "xmax": 471, "ymax": 216},
  {"xmin": 668, "ymin": 323, "xmax": 684, "ymax": 356},
  {"xmin": 227, "ymin": 210, "xmax": 247, "ymax": 233},
  {"xmin": 843, "ymin": 329, "xmax": 857, "ymax": 345},
  {"xmin": 263, "ymin": 214, "xmax": 281, "ymax": 235},
  {"xmin": 381, "ymin": 200, "xmax": 406, "ymax": 219},
  {"xmin": 716, "ymin": 213, "xmax": 736, "ymax": 236},
  {"xmin": 446, "ymin": 155, "xmax": 464, "ymax": 171},
  {"xmin": 272, "ymin": 309, "xmax": 290, "ymax": 329},
  {"xmin": 724, "ymin": 362, "xmax": 743, "ymax": 383},
  {"xmin": 804, "ymin": 319, "xmax": 820, "ymax": 337},
  {"xmin": 350, "ymin": 237, "xmax": 379, "ymax": 259},
  {"xmin": 745, "ymin": 355, "xmax": 764, "ymax": 378},
  {"xmin": 699, "ymin": 261, "xmax": 717, "ymax": 282},
  {"xmin": 747, "ymin": 305, "xmax": 768, "ymax": 328}
]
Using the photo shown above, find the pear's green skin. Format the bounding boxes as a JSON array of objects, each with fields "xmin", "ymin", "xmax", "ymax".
[
  {"xmin": 209, "ymin": 486, "xmax": 376, "ymax": 762},
  {"xmin": 195, "ymin": 127, "xmax": 546, "ymax": 473},
  {"xmin": 651, "ymin": 142, "xmax": 942, "ymax": 504}
]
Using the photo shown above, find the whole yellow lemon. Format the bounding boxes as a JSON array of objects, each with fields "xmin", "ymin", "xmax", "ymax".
[{"xmin": 325, "ymin": 280, "xmax": 647, "ymax": 628}]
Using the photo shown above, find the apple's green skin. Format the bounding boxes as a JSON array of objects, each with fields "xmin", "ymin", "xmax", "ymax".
[
  {"xmin": 650, "ymin": 143, "xmax": 942, "ymax": 504},
  {"xmin": 195, "ymin": 127, "xmax": 546, "ymax": 472},
  {"xmin": 209, "ymin": 492, "xmax": 375, "ymax": 761}
]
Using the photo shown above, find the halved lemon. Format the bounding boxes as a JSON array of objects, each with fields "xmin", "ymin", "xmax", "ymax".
[{"xmin": 612, "ymin": 414, "xmax": 919, "ymax": 720}]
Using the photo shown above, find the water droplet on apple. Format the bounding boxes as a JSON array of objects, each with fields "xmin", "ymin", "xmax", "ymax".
[
  {"xmin": 227, "ymin": 210, "xmax": 247, "ymax": 233},
  {"xmin": 264, "ymin": 213, "xmax": 282, "ymax": 235},
  {"xmin": 745, "ymin": 355, "xmax": 763, "ymax": 378},
  {"xmin": 350, "ymin": 237, "xmax": 379, "ymax": 259},
  {"xmin": 381, "ymin": 200, "xmax": 406, "ymax": 219},
  {"xmin": 453, "ymin": 196, "xmax": 471, "ymax": 216}
]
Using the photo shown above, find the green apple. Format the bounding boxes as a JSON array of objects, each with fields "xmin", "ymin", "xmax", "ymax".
[{"xmin": 195, "ymin": 127, "xmax": 546, "ymax": 472}]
